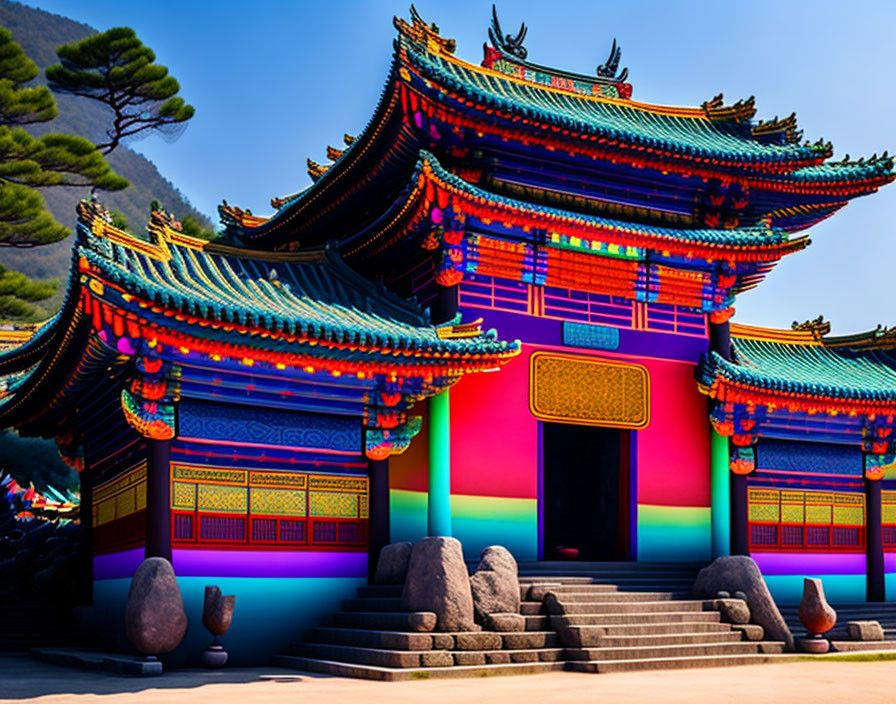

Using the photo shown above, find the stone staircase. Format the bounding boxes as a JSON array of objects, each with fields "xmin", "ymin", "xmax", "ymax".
[
  {"xmin": 272, "ymin": 582, "xmax": 567, "ymax": 679},
  {"xmin": 533, "ymin": 578, "xmax": 785, "ymax": 673},
  {"xmin": 272, "ymin": 562, "xmax": 789, "ymax": 679}
]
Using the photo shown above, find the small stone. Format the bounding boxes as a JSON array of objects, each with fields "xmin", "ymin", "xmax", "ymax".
[
  {"xmin": 453, "ymin": 651, "xmax": 486, "ymax": 666},
  {"xmin": 407, "ymin": 612, "xmax": 437, "ymax": 632},
  {"xmin": 713, "ymin": 598, "xmax": 750, "ymax": 624},
  {"xmin": 125, "ymin": 557, "xmax": 187, "ymax": 656},
  {"xmin": 431, "ymin": 634, "xmax": 454, "ymax": 649},
  {"xmin": 455, "ymin": 632, "xmax": 502, "ymax": 650},
  {"xmin": 420, "ymin": 650, "xmax": 453, "ymax": 667},
  {"xmin": 734, "ymin": 591, "xmax": 748, "ymax": 601},
  {"xmin": 717, "ymin": 590, "xmax": 731, "ymax": 598},
  {"xmin": 373, "ymin": 542, "xmax": 412, "ymax": 585},
  {"xmin": 477, "ymin": 545, "xmax": 518, "ymax": 574},
  {"xmin": 847, "ymin": 620, "xmax": 884, "ymax": 641},
  {"xmin": 731, "ymin": 624, "xmax": 764, "ymax": 641},
  {"xmin": 470, "ymin": 546, "xmax": 520, "ymax": 625},
  {"xmin": 485, "ymin": 612, "xmax": 525, "ymax": 632},
  {"xmin": 486, "ymin": 651, "xmax": 511, "ymax": 664},
  {"xmin": 798, "ymin": 578, "xmax": 836, "ymax": 636},
  {"xmin": 401, "ymin": 537, "xmax": 476, "ymax": 632},
  {"xmin": 503, "ymin": 631, "xmax": 549, "ymax": 649},
  {"xmin": 509, "ymin": 650, "xmax": 538, "ymax": 663}
]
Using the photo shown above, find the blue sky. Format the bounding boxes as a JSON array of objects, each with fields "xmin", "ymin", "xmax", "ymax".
[{"xmin": 18, "ymin": 0, "xmax": 896, "ymax": 334}]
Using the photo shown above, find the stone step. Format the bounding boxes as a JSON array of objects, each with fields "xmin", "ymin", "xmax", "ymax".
[
  {"xmin": 829, "ymin": 640, "xmax": 896, "ymax": 652},
  {"xmin": 307, "ymin": 627, "xmax": 435, "ymax": 651},
  {"xmin": 553, "ymin": 611, "xmax": 721, "ymax": 626},
  {"xmin": 271, "ymin": 654, "xmax": 566, "ymax": 681},
  {"xmin": 331, "ymin": 611, "xmax": 435, "ymax": 631},
  {"xmin": 518, "ymin": 561, "xmax": 705, "ymax": 571},
  {"xmin": 452, "ymin": 648, "xmax": 566, "ymax": 665},
  {"xmin": 519, "ymin": 574, "xmax": 697, "ymax": 584},
  {"xmin": 356, "ymin": 585, "xmax": 403, "ymax": 598},
  {"xmin": 567, "ymin": 653, "xmax": 786, "ymax": 674},
  {"xmin": 520, "ymin": 601, "xmax": 543, "ymax": 615},
  {"xmin": 565, "ymin": 641, "xmax": 782, "ymax": 662},
  {"xmin": 590, "ymin": 631, "xmax": 745, "ymax": 648},
  {"xmin": 543, "ymin": 591, "xmax": 687, "ymax": 603},
  {"xmin": 524, "ymin": 583, "xmax": 618, "ymax": 600},
  {"xmin": 524, "ymin": 615, "xmax": 551, "ymax": 631},
  {"xmin": 548, "ymin": 600, "xmax": 706, "ymax": 615},
  {"xmin": 558, "ymin": 621, "xmax": 733, "ymax": 637},
  {"xmin": 501, "ymin": 631, "xmax": 559, "ymax": 649},
  {"xmin": 289, "ymin": 642, "xmax": 434, "ymax": 669},
  {"xmin": 341, "ymin": 597, "xmax": 402, "ymax": 613}
]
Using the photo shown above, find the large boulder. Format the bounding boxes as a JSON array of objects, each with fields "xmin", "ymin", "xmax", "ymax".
[
  {"xmin": 693, "ymin": 555, "xmax": 793, "ymax": 651},
  {"xmin": 373, "ymin": 542, "xmax": 412, "ymax": 585},
  {"xmin": 125, "ymin": 557, "xmax": 188, "ymax": 656},
  {"xmin": 470, "ymin": 546, "xmax": 520, "ymax": 625},
  {"xmin": 400, "ymin": 537, "xmax": 476, "ymax": 632}
]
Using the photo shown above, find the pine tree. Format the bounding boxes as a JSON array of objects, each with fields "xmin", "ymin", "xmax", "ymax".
[
  {"xmin": 47, "ymin": 27, "xmax": 195, "ymax": 155},
  {"xmin": 0, "ymin": 26, "xmax": 125, "ymax": 318}
]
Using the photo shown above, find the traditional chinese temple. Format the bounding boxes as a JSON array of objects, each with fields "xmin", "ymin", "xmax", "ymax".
[{"xmin": 1, "ymin": 6, "xmax": 895, "ymax": 663}]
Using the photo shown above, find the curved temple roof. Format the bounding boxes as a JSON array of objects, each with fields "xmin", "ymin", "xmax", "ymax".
[
  {"xmin": 231, "ymin": 6, "xmax": 893, "ymax": 253},
  {"xmin": 698, "ymin": 323, "xmax": 896, "ymax": 411},
  {"xmin": 0, "ymin": 200, "xmax": 520, "ymax": 431}
]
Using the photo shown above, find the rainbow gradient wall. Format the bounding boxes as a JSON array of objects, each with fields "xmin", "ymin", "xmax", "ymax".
[{"xmin": 390, "ymin": 325, "xmax": 712, "ymax": 564}]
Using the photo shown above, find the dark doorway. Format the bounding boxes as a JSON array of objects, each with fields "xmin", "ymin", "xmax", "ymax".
[{"xmin": 542, "ymin": 422, "xmax": 631, "ymax": 561}]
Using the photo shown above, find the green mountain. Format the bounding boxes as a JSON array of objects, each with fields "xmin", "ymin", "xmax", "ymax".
[{"xmin": 0, "ymin": 0, "xmax": 213, "ymax": 318}]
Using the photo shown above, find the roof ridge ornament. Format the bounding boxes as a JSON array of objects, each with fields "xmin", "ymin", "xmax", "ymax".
[
  {"xmin": 791, "ymin": 315, "xmax": 831, "ymax": 339},
  {"xmin": 596, "ymin": 38, "xmax": 628, "ymax": 83},
  {"xmin": 489, "ymin": 4, "xmax": 527, "ymax": 60},
  {"xmin": 702, "ymin": 93, "xmax": 756, "ymax": 122},
  {"xmin": 394, "ymin": 5, "xmax": 456, "ymax": 55}
]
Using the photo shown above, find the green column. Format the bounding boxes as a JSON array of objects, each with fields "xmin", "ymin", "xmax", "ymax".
[
  {"xmin": 711, "ymin": 429, "xmax": 731, "ymax": 559},
  {"xmin": 428, "ymin": 389, "xmax": 451, "ymax": 537}
]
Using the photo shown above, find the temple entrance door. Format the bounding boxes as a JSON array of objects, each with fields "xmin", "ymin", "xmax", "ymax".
[{"xmin": 542, "ymin": 422, "xmax": 631, "ymax": 561}]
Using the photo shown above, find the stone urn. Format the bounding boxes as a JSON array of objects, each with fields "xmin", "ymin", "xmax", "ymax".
[
  {"xmin": 201, "ymin": 585, "xmax": 235, "ymax": 667},
  {"xmin": 125, "ymin": 557, "xmax": 188, "ymax": 661},
  {"xmin": 797, "ymin": 577, "xmax": 836, "ymax": 653}
]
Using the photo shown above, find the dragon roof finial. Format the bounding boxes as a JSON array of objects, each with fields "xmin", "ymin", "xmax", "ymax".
[
  {"xmin": 489, "ymin": 5, "xmax": 528, "ymax": 60},
  {"xmin": 597, "ymin": 38, "xmax": 628, "ymax": 83}
]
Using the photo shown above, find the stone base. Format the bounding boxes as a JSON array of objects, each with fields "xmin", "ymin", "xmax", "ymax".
[
  {"xmin": 201, "ymin": 644, "xmax": 228, "ymax": 668},
  {"xmin": 797, "ymin": 637, "xmax": 830, "ymax": 654}
]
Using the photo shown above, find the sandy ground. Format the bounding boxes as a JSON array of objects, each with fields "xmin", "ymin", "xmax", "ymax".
[{"xmin": 2, "ymin": 656, "xmax": 896, "ymax": 704}]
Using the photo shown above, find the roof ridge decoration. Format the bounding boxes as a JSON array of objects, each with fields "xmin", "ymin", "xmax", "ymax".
[
  {"xmin": 393, "ymin": 4, "xmax": 456, "ymax": 56},
  {"xmin": 701, "ymin": 93, "xmax": 756, "ymax": 123},
  {"xmin": 483, "ymin": 5, "xmax": 632, "ymax": 100}
]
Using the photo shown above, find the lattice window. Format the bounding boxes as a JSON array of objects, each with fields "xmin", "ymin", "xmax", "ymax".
[
  {"xmin": 171, "ymin": 464, "xmax": 367, "ymax": 550},
  {"xmin": 252, "ymin": 518, "xmax": 277, "ymax": 542},
  {"xmin": 339, "ymin": 522, "xmax": 364, "ymax": 544},
  {"xmin": 748, "ymin": 487, "xmax": 865, "ymax": 552},
  {"xmin": 280, "ymin": 520, "xmax": 306, "ymax": 543},
  {"xmin": 200, "ymin": 515, "xmax": 246, "ymax": 542},
  {"xmin": 750, "ymin": 524, "xmax": 777, "ymax": 546},
  {"xmin": 173, "ymin": 513, "xmax": 193, "ymax": 541},
  {"xmin": 313, "ymin": 521, "xmax": 338, "ymax": 543},
  {"xmin": 882, "ymin": 490, "xmax": 896, "ymax": 551}
]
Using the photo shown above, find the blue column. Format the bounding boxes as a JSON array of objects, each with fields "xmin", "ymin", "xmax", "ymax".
[
  {"xmin": 710, "ymin": 429, "xmax": 731, "ymax": 559},
  {"xmin": 428, "ymin": 390, "xmax": 451, "ymax": 537}
]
